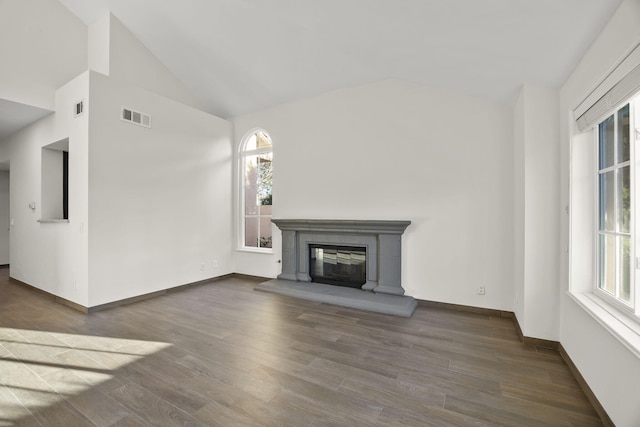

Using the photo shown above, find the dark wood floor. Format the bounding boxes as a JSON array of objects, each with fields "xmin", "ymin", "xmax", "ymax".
[{"xmin": 0, "ymin": 269, "xmax": 602, "ymax": 426}]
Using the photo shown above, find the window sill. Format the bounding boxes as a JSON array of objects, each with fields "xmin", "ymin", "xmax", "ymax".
[
  {"xmin": 236, "ymin": 247, "xmax": 274, "ymax": 255},
  {"xmin": 37, "ymin": 219, "xmax": 70, "ymax": 223},
  {"xmin": 569, "ymin": 290, "xmax": 640, "ymax": 358}
]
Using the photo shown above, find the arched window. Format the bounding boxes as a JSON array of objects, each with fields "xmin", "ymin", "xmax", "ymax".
[{"xmin": 240, "ymin": 130, "xmax": 273, "ymax": 249}]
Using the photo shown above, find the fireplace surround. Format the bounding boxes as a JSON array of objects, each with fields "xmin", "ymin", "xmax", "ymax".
[
  {"xmin": 273, "ymin": 219, "xmax": 411, "ymax": 294},
  {"xmin": 256, "ymin": 219, "xmax": 417, "ymax": 317}
]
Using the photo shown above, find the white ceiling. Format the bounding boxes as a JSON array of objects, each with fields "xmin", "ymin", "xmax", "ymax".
[
  {"xmin": 56, "ymin": 1, "xmax": 625, "ymax": 118},
  {"xmin": 0, "ymin": 99, "xmax": 52, "ymax": 142}
]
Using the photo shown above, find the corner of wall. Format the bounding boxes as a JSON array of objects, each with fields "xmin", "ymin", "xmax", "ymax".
[
  {"xmin": 513, "ymin": 83, "xmax": 561, "ymax": 341},
  {"xmin": 88, "ymin": 13, "xmax": 110, "ymax": 76}
]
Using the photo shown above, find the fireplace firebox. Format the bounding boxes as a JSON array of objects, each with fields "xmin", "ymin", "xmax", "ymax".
[{"xmin": 309, "ymin": 244, "xmax": 366, "ymax": 288}]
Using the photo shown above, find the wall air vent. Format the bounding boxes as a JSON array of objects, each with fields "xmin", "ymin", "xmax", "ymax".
[
  {"xmin": 74, "ymin": 100, "xmax": 84, "ymax": 117},
  {"xmin": 121, "ymin": 107, "xmax": 151, "ymax": 128}
]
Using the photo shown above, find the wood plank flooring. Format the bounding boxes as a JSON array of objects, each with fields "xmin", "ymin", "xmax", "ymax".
[{"xmin": 0, "ymin": 270, "xmax": 602, "ymax": 426}]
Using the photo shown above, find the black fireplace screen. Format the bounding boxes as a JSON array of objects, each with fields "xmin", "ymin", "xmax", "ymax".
[{"xmin": 309, "ymin": 244, "xmax": 366, "ymax": 288}]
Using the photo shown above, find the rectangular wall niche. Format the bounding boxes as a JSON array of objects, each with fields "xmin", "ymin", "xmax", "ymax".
[
  {"xmin": 41, "ymin": 137, "xmax": 69, "ymax": 221},
  {"xmin": 272, "ymin": 219, "xmax": 411, "ymax": 296}
]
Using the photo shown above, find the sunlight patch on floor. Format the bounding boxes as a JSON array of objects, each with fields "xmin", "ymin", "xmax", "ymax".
[{"xmin": 0, "ymin": 327, "xmax": 171, "ymax": 425}]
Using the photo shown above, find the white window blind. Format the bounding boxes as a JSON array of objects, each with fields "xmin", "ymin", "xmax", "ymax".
[{"xmin": 575, "ymin": 42, "xmax": 640, "ymax": 132}]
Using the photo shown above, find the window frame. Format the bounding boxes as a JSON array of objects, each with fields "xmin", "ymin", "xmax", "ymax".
[
  {"xmin": 594, "ymin": 98, "xmax": 638, "ymax": 317},
  {"xmin": 568, "ymin": 43, "xmax": 640, "ymax": 358},
  {"xmin": 238, "ymin": 129, "xmax": 273, "ymax": 253}
]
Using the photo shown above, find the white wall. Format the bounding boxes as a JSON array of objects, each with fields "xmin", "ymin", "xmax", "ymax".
[
  {"xmin": 513, "ymin": 84, "xmax": 561, "ymax": 340},
  {"xmin": 0, "ymin": 171, "xmax": 10, "ymax": 265},
  {"xmin": 560, "ymin": 0, "xmax": 640, "ymax": 425},
  {"xmin": 0, "ymin": 4, "xmax": 233, "ymax": 308},
  {"xmin": 88, "ymin": 13, "xmax": 110, "ymax": 76},
  {"xmin": 234, "ymin": 79, "xmax": 514, "ymax": 310},
  {"xmin": 0, "ymin": 72, "xmax": 90, "ymax": 306},
  {"xmin": 0, "ymin": 0, "xmax": 87, "ymax": 110},
  {"xmin": 87, "ymin": 72, "xmax": 233, "ymax": 306}
]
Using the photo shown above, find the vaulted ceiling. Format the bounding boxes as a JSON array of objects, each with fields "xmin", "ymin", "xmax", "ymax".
[
  {"xmin": 51, "ymin": 1, "xmax": 626, "ymax": 119},
  {"xmin": 56, "ymin": 0, "xmax": 622, "ymax": 119}
]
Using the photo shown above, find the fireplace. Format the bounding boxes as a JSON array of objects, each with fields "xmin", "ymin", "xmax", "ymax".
[
  {"xmin": 257, "ymin": 219, "xmax": 417, "ymax": 317},
  {"xmin": 271, "ymin": 219, "xmax": 411, "ymax": 295},
  {"xmin": 309, "ymin": 244, "xmax": 367, "ymax": 288}
]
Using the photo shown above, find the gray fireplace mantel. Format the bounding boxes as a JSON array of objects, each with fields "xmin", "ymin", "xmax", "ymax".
[
  {"xmin": 272, "ymin": 219, "xmax": 411, "ymax": 296},
  {"xmin": 271, "ymin": 219, "xmax": 411, "ymax": 235}
]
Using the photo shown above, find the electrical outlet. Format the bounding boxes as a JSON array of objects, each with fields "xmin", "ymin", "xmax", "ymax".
[
  {"xmin": 200, "ymin": 263, "xmax": 205, "ymax": 271},
  {"xmin": 477, "ymin": 286, "xmax": 485, "ymax": 295},
  {"xmin": 213, "ymin": 259, "xmax": 218, "ymax": 269}
]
